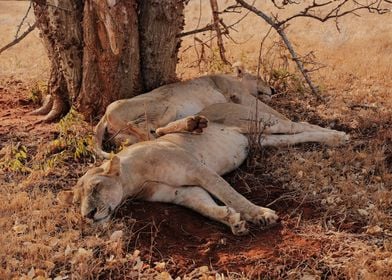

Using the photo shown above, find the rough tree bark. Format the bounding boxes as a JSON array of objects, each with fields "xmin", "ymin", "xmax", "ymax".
[
  {"xmin": 138, "ymin": 0, "xmax": 185, "ymax": 91},
  {"xmin": 77, "ymin": 0, "xmax": 142, "ymax": 120},
  {"xmin": 32, "ymin": 0, "xmax": 185, "ymax": 122},
  {"xmin": 32, "ymin": 0, "xmax": 83, "ymax": 122}
]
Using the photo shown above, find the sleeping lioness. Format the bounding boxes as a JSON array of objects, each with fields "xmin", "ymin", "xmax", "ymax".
[
  {"xmin": 94, "ymin": 64, "xmax": 277, "ymax": 158},
  {"xmin": 74, "ymin": 102, "xmax": 348, "ymax": 235}
]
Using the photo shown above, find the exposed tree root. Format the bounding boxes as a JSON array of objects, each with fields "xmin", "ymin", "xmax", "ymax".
[
  {"xmin": 30, "ymin": 94, "xmax": 53, "ymax": 116},
  {"xmin": 42, "ymin": 95, "xmax": 70, "ymax": 122},
  {"xmin": 31, "ymin": 94, "xmax": 70, "ymax": 124}
]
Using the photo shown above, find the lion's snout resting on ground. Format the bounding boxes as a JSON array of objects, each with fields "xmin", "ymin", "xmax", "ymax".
[{"xmin": 73, "ymin": 102, "xmax": 349, "ymax": 235}]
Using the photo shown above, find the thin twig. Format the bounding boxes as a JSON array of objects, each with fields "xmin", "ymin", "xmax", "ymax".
[
  {"xmin": 178, "ymin": 24, "xmax": 215, "ymax": 37},
  {"xmin": 278, "ymin": 0, "xmax": 389, "ymax": 27},
  {"xmin": 15, "ymin": 1, "xmax": 33, "ymax": 39},
  {"xmin": 0, "ymin": 22, "xmax": 37, "ymax": 55},
  {"xmin": 236, "ymin": 0, "xmax": 321, "ymax": 97},
  {"xmin": 277, "ymin": 28, "xmax": 321, "ymax": 97},
  {"xmin": 210, "ymin": 0, "xmax": 231, "ymax": 65},
  {"xmin": 257, "ymin": 26, "xmax": 273, "ymax": 77}
]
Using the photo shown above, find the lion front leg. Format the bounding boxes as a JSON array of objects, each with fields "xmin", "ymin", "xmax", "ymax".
[
  {"xmin": 190, "ymin": 165, "xmax": 279, "ymax": 228},
  {"xmin": 141, "ymin": 182, "xmax": 249, "ymax": 235},
  {"xmin": 155, "ymin": 116, "xmax": 208, "ymax": 136}
]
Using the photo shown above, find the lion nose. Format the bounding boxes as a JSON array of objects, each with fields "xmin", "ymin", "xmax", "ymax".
[{"xmin": 84, "ymin": 207, "xmax": 97, "ymax": 220}]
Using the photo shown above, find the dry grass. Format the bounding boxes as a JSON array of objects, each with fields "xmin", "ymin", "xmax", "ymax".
[
  {"xmin": 0, "ymin": 1, "xmax": 49, "ymax": 81},
  {"xmin": 1, "ymin": 1, "xmax": 392, "ymax": 279}
]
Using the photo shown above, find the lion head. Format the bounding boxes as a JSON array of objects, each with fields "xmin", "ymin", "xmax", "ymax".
[
  {"xmin": 232, "ymin": 61, "xmax": 276, "ymax": 101},
  {"xmin": 74, "ymin": 156, "xmax": 123, "ymax": 223}
]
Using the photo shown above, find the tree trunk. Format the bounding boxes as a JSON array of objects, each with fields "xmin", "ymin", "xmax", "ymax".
[
  {"xmin": 32, "ymin": 0, "xmax": 83, "ymax": 122},
  {"xmin": 138, "ymin": 0, "xmax": 185, "ymax": 91},
  {"xmin": 33, "ymin": 0, "xmax": 185, "ymax": 122},
  {"xmin": 77, "ymin": 0, "xmax": 142, "ymax": 121}
]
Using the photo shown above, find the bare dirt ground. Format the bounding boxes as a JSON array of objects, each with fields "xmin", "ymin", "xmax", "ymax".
[{"xmin": 1, "ymin": 1, "xmax": 392, "ymax": 279}]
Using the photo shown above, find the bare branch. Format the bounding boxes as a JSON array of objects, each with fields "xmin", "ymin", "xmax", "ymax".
[
  {"xmin": 236, "ymin": 0, "xmax": 320, "ymax": 96},
  {"xmin": 15, "ymin": 1, "xmax": 33, "ymax": 39},
  {"xmin": 0, "ymin": 22, "xmax": 37, "ymax": 55},
  {"xmin": 178, "ymin": 24, "xmax": 214, "ymax": 37},
  {"xmin": 276, "ymin": 28, "xmax": 321, "ymax": 96},
  {"xmin": 257, "ymin": 26, "xmax": 273, "ymax": 77},
  {"xmin": 210, "ymin": 0, "xmax": 231, "ymax": 65},
  {"xmin": 235, "ymin": 0, "xmax": 278, "ymax": 27},
  {"xmin": 278, "ymin": 0, "xmax": 390, "ymax": 27}
]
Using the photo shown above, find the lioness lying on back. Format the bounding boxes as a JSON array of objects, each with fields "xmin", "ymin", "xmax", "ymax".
[
  {"xmin": 94, "ymin": 66, "xmax": 276, "ymax": 158},
  {"xmin": 74, "ymin": 103, "xmax": 348, "ymax": 235}
]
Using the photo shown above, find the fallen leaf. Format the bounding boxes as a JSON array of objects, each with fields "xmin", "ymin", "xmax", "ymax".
[
  {"xmin": 357, "ymin": 209, "xmax": 369, "ymax": 216},
  {"xmin": 155, "ymin": 261, "xmax": 166, "ymax": 271},
  {"xmin": 366, "ymin": 225, "xmax": 383, "ymax": 235},
  {"xmin": 64, "ymin": 245, "xmax": 72, "ymax": 256},
  {"xmin": 110, "ymin": 230, "xmax": 123, "ymax": 242},
  {"xmin": 27, "ymin": 267, "xmax": 35, "ymax": 278},
  {"xmin": 158, "ymin": 271, "xmax": 172, "ymax": 280},
  {"xmin": 13, "ymin": 224, "xmax": 28, "ymax": 234}
]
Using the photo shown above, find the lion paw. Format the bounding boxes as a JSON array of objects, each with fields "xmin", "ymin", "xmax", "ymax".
[
  {"xmin": 224, "ymin": 207, "xmax": 249, "ymax": 235},
  {"xmin": 326, "ymin": 132, "xmax": 350, "ymax": 146},
  {"xmin": 245, "ymin": 207, "xmax": 279, "ymax": 227},
  {"xmin": 185, "ymin": 115, "xmax": 208, "ymax": 134},
  {"xmin": 231, "ymin": 220, "xmax": 249, "ymax": 236}
]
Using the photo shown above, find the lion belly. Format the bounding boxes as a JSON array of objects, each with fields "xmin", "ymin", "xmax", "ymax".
[
  {"xmin": 148, "ymin": 78, "xmax": 227, "ymax": 119},
  {"xmin": 160, "ymin": 124, "xmax": 249, "ymax": 175}
]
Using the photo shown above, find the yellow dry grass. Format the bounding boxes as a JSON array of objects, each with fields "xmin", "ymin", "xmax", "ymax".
[
  {"xmin": 0, "ymin": 1, "xmax": 391, "ymax": 279},
  {"xmin": 0, "ymin": 1, "xmax": 49, "ymax": 81}
]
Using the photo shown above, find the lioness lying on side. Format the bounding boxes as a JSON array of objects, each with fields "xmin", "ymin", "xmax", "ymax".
[
  {"xmin": 74, "ymin": 103, "xmax": 348, "ymax": 235},
  {"xmin": 94, "ymin": 65, "xmax": 277, "ymax": 158}
]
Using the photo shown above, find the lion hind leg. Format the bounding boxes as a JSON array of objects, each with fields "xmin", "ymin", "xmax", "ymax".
[
  {"xmin": 144, "ymin": 182, "xmax": 248, "ymax": 235},
  {"xmin": 260, "ymin": 131, "xmax": 349, "ymax": 147},
  {"xmin": 266, "ymin": 119, "xmax": 340, "ymax": 134}
]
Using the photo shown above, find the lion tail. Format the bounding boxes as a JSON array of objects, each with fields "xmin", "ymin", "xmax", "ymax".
[{"xmin": 94, "ymin": 115, "xmax": 111, "ymax": 159}]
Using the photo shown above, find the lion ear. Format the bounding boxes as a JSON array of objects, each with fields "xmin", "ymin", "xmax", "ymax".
[
  {"xmin": 57, "ymin": 190, "xmax": 75, "ymax": 205},
  {"xmin": 73, "ymin": 189, "xmax": 81, "ymax": 203},
  {"xmin": 105, "ymin": 156, "xmax": 121, "ymax": 177},
  {"xmin": 232, "ymin": 61, "xmax": 245, "ymax": 78},
  {"xmin": 56, "ymin": 187, "xmax": 82, "ymax": 204}
]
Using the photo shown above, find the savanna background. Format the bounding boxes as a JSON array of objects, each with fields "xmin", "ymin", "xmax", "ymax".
[{"xmin": 0, "ymin": 0, "xmax": 391, "ymax": 279}]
